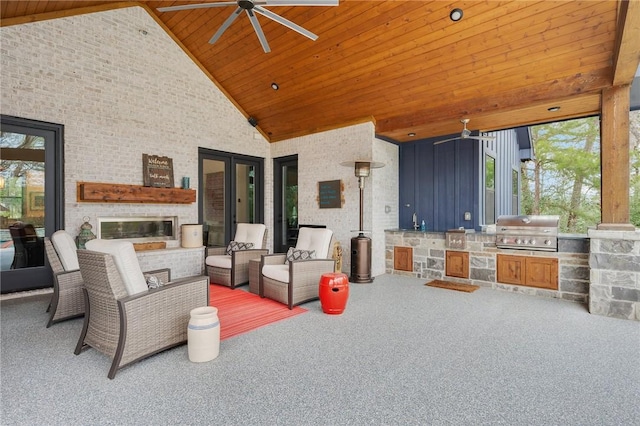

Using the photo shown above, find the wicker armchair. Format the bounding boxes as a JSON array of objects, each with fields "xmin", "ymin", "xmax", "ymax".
[
  {"xmin": 44, "ymin": 231, "xmax": 85, "ymax": 327},
  {"xmin": 260, "ymin": 228, "xmax": 335, "ymax": 309},
  {"xmin": 206, "ymin": 223, "xmax": 268, "ymax": 289},
  {"xmin": 75, "ymin": 242, "xmax": 209, "ymax": 379}
]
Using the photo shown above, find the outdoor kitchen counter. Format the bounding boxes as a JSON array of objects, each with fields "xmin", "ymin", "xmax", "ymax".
[
  {"xmin": 385, "ymin": 229, "xmax": 589, "ymax": 252},
  {"xmin": 384, "ymin": 229, "xmax": 590, "ymax": 303}
]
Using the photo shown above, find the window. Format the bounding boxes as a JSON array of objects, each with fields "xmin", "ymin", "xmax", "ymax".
[
  {"xmin": 512, "ymin": 168, "xmax": 519, "ymax": 215},
  {"xmin": 485, "ymin": 154, "xmax": 496, "ymax": 224}
]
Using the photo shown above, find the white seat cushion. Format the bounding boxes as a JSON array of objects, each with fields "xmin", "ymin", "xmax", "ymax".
[
  {"xmin": 206, "ymin": 255, "xmax": 232, "ymax": 269},
  {"xmin": 296, "ymin": 228, "xmax": 333, "ymax": 259},
  {"xmin": 85, "ymin": 239, "xmax": 148, "ymax": 296},
  {"xmin": 262, "ymin": 264, "xmax": 290, "ymax": 284},
  {"xmin": 50, "ymin": 230, "xmax": 79, "ymax": 271},
  {"xmin": 234, "ymin": 223, "xmax": 266, "ymax": 248}
]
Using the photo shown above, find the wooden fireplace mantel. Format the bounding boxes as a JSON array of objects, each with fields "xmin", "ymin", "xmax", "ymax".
[{"xmin": 77, "ymin": 182, "xmax": 196, "ymax": 204}]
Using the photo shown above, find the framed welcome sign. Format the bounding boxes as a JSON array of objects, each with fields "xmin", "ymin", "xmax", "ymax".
[{"xmin": 143, "ymin": 154, "xmax": 174, "ymax": 188}]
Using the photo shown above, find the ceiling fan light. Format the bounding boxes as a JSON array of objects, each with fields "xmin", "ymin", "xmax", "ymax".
[{"xmin": 450, "ymin": 8, "xmax": 463, "ymax": 22}]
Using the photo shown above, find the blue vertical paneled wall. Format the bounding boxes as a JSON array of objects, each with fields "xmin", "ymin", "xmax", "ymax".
[{"xmin": 399, "ymin": 128, "xmax": 528, "ymax": 232}]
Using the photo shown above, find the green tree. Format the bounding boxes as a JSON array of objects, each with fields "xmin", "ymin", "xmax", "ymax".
[
  {"xmin": 522, "ymin": 117, "xmax": 601, "ymax": 233},
  {"xmin": 522, "ymin": 112, "xmax": 640, "ymax": 233}
]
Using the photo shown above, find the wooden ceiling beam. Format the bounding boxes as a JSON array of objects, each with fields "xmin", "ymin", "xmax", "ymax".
[
  {"xmin": 612, "ymin": 0, "xmax": 640, "ymax": 86},
  {"xmin": 382, "ymin": 92, "xmax": 602, "ymax": 142},
  {"xmin": 376, "ymin": 70, "xmax": 610, "ymax": 134}
]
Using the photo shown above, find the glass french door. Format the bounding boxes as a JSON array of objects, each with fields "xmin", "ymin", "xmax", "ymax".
[
  {"xmin": 199, "ymin": 148, "xmax": 263, "ymax": 246},
  {"xmin": 273, "ymin": 155, "xmax": 298, "ymax": 253},
  {"xmin": 0, "ymin": 115, "xmax": 63, "ymax": 293}
]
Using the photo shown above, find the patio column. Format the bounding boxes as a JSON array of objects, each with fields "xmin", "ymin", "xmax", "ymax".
[{"xmin": 598, "ymin": 84, "xmax": 635, "ymax": 231}]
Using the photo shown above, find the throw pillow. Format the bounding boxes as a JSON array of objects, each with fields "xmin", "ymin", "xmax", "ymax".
[
  {"xmin": 286, "ymin": 247, "xmax": 316, "ymax": 264},
  {"xmin": 225, "ymin": 241, "xmax": 255, "ymax": 255},
  {"xmin": 146, "ymin": 275, "xmax": 163, "ymax": 289}
]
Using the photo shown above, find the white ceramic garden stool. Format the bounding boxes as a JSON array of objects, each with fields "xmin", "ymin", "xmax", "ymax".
[{"xmin": 187, "ymin": 306, "xmax": 220, "ymax": 362}]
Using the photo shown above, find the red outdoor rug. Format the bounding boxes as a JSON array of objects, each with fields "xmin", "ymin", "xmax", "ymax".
[{"xmin": 209, "ymin": 285, "xmax": 307, "ymax": 340}]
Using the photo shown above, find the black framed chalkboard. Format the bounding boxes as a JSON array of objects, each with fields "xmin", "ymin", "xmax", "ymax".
[{"xmin": 318, "ymin": 180, "xmax": 343, "ymax": 208}]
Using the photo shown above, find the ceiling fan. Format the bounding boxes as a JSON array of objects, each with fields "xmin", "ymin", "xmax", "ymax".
[
  {"xmin": 433, "ymin": 118, "xmax": 496, "ymax": 145},
  {"xmin": 157, "ymin": 0, "xmax": 339, "ymax": 53}
]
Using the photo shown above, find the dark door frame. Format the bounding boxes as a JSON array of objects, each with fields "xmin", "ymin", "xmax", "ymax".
[
  {"xmin": 198, "ymin": 148, "xmax": 264, "ymax": 245},
  {"xmin": 273, "ymin": 154, "xmax": 298, "ymax": 254},
  {"xmin": 1, "ymin": 115, "xmax": 64, "ymax": 293}
]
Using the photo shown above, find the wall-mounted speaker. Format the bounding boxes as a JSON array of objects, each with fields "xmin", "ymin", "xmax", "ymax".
[{"xmin": 248, "ymin": 116, "xmax": 258, "ymax": 127}]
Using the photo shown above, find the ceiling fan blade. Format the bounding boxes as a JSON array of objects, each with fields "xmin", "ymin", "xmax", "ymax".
[
  {"xmin": 434, "ymin": 134, "xmax": 496, "ymax": 145},
  {"xmin": 246, "ymin": 9, "xmax": 272, "ymax": 53},
  {"xmin": 263, "ymin": 0, "xmax": 339, "ymax": 5},
  {"xmin": 433, "ymin": 137, "xmax": 459, "ymax": 146},
  {"xmin": 209, "ymin": 7, "xmax": 243, "ymax": 44},
  {"xmin": 158, "ymin": 2, "xmax": 237, "ymax": 12},
  {"xmin": 254, "ymin": 6, "xmax": 318, "ymax": 40}
]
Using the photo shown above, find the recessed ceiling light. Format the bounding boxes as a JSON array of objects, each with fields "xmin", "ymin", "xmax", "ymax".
[
  {"xmin": 547, "ymin": 106, "xmax": 560, "ymax": 112},
  {"xmin": 408, "ymin": 132, "xmax": 416, "ymax": 137},
  {"xmin": 271, "ymin": 82, "xmax": 279, "ymax": 90},
  {"xmin": 450, "ymin": 8, "xmax": 463, "ymax": 22}
]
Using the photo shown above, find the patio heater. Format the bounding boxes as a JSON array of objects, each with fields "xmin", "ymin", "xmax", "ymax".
[{"xmin": 341, "ymin": 160, "xmax": 385, "ymax": 283}]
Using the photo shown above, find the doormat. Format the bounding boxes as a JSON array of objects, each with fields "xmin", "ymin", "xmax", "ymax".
[{"xmin": 425, "ymin": 280, "xmax": 480, "ymax": 293}]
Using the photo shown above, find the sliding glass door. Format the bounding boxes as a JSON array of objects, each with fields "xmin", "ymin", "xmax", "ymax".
[{"xmin": 199, "ymin": 148, "xmax": 263, "ymax": 246}]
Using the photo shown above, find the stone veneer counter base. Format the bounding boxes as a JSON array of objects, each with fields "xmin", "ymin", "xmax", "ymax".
[
  {"xmin": 588, "ymin": 229, "xmax": 640, "ymax": 321},
  {"xmin": 385, "ymin": 230, "xmax": 591, "ymax": 306}
]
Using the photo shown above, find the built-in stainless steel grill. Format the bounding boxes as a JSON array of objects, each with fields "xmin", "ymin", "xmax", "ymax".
[{"xmin": 495, "ymin": 215, "xmax": 559, "ymax": 252}]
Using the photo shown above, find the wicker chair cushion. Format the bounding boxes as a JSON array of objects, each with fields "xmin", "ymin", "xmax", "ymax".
[
  {"xmin": 295, "ymin": 228, "xmax": 333, "ymax": 259},
  {"xmin": 234, "ymin": 223, "xmax": 266, "ymax": 248},
  {"xmin": 51, "ymin": 230, "xmax": 79, "ymax": 271},
  {"xmin": 261, "ymin": 264, "xmax": 290, "ymax": 283},
  {"xmin": 85, "ymin": 239, "xmax": 148, "ymax": 295},
  {"xmin": 205, "ymin": 255, "xmax": 232, "ymax": 269},
  {"xmin": 225, "ymin": 241, "xmax": 254, "ymax": 255},
  {"xmin": 285, "ymin": 247, "xmax": 316, "ymax": 264}
]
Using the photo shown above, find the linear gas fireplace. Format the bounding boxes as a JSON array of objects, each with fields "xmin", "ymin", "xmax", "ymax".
[{"xmin": 97, "ymin": 216, "xmax": 177, "ymax": 243}]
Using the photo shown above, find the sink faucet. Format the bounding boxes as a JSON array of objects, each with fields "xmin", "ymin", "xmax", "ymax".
[{"xmin": 412, "ymin": 213, "xmax": 419, "ymax": 230}]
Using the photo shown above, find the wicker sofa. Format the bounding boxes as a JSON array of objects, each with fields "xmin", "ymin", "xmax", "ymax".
[{"xmin": 75, "ymin": 240, "xmax": 209, "ymax": 379}]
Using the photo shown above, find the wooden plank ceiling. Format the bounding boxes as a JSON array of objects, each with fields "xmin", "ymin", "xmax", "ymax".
[{"xmin": 2, "ymin": 1, "xmax": 639, "ymax": 143}]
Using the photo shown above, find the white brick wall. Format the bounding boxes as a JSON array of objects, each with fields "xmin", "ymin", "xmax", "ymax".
[
  {"xmin": 268, "ymin": 123, "xmax": 399, "ymax": 275},
  {"xmin": 1, "ymin": 6, "xmax": 399, "ymax": 277},
  {"xmin": 1, "ymin": 7, "xmax": 268, "ymax": 237}
]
